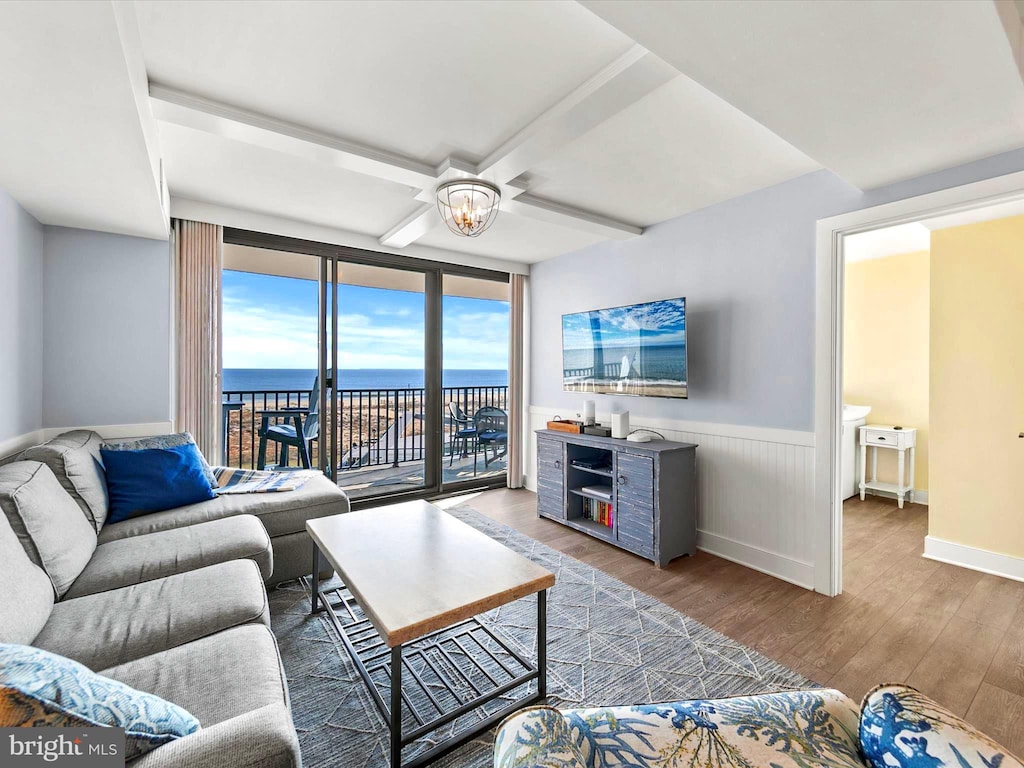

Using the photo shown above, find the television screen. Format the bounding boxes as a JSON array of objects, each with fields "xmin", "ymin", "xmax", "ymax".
[{"xmin": 562, "ymin": 297, "xmax": 687, "ymax": 399}]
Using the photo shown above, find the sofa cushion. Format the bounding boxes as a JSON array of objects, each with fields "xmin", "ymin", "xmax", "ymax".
[
  {"xmin": 103, "ymin": 432, "xmax": 217, "ymax": 489},
  {"xmin": 0, "ymin": 461, "xmax": 97, "ymax": 598},
  {"xmin": 0, "ymin": 512, "xmax": 54, "ymax": 645},
  {"xmin": 495, "ymin": 689, "xmax": 865, "ymax": 768},
  {"xmin": 0, "ymin": 643, "xmax": 200, "ymax": 760},
  {"xmin": 860, "ymin": 684, "xmax": 1022, "ymax": 768},
  {"xmin": 98, "ymin": 472, "xmax": 348, "ymax": 542},
  {"xmin": 65, "ymin": 515, "xmax": 273, "ymax": 598},
  {"xmin": 33, "ymin": 559, "xmax": 269, "ymax": 670},
  {"xmin": 493, "ymin": 706, "xmax": 589, "ymax": 768},
  {"xmin": 101, "ymin": 625, "xmax": 300, "ymax": 768},
  {"xmin": 20, "ymin": 430, "xmax": 109, "ymax": 531},
  {"xmin": 101, "ymin": 442, "xmax": 217, "ymax": 524}
]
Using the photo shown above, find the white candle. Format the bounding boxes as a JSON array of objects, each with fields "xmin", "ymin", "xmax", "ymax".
[
  {"xmin": 583, "ymin": 400, "xmax": 596, "ymax": 426},
  {"xmin": 612, "ymin": 411, "xmax": 630, "ymax": 439}
]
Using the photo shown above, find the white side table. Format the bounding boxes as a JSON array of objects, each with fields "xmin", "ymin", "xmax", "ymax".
[{"xmin": 859, "ymin": 425, "xmax": 917, "ymax": 509}]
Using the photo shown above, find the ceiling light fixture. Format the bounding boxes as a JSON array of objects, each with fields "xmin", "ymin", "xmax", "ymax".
[{"xmin": 435, "ymin": 179, "xmax": 501, "ymax": 237}]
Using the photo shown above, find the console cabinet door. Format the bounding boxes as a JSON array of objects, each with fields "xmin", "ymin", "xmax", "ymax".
[
  {"xmin": 536, "ymin": 437, "xmax": 566, "ymax": 519},
  {"xmin": 615, "ymin": 452, "xmax": 654, "ymax": 557}
]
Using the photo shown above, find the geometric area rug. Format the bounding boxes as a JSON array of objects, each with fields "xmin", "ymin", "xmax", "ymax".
[{"xmin": 268, "ymin": 504, "xmax": 814, "ymax": 768}]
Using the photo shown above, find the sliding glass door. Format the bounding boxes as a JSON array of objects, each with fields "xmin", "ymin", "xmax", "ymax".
[{"xmin": 221, "ymin": 228, "xmax": 509, "ymax": 506}]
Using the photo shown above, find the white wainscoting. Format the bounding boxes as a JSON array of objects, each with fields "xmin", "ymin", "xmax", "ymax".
[{"xmin": 527, "ymin": 406, "xmax": 818, "ymax": 589}]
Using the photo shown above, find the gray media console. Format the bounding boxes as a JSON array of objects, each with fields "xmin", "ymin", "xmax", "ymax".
[{"xmin": 535, "ymin": 429, "xmax": 698, "ymax": 567}]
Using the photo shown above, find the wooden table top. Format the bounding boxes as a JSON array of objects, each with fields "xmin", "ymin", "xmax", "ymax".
[{"xmin": 306, "ymin": 500, "xmax": 556, "ymax": 647}]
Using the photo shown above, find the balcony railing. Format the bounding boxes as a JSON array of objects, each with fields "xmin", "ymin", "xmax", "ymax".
[{"xmin": 222, "ymin": 385, "xmax": 508, "ymax": 472}]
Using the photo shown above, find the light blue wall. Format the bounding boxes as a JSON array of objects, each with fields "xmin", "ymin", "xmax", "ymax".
[
  {"xmin": 530, "ymin": 149, "xmax": 1024, "ymax": 432},
  {"xmin": 0, "ymin": 187, "xmax": 44, "ymax": 443},
  {"xmin": 42, "ymin": 226, "xmax": 172, "ymax": 429}
]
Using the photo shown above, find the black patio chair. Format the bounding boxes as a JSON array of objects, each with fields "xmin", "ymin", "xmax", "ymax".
[{"xmin": 473, "ymin": 406, "xmax": 507, "ymax": 475}]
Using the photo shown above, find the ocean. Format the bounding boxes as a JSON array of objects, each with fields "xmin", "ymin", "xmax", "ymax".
[
  {"xmin": 562, "ymin": 343, "xmax": 687, "ymax": 384},
  {"xmin": 223, "ymin": 368, "xmax": 508, "ymax": 393}
]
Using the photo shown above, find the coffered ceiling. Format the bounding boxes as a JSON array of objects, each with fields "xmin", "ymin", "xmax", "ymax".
[{"xmin": 1, "ymin": 0, "xmax": 1023, "ymax": 266}]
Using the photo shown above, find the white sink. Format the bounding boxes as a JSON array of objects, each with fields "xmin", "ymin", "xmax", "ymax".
[{"xmin": 843, "ymin": 404, "xmax": 872, "ymax": 422}]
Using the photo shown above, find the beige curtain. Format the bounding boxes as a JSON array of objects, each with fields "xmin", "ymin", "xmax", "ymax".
[
  {"xmin": 506, "ymin": 273, "xmax": 526, "ymax": 488},
  {"xmin": 174, "ymin": 219, "xmax": 223, "ymax": 462}
]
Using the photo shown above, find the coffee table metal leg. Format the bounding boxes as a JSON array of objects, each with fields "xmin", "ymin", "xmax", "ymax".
[
  {"xmin": 538, "ymin": 589, "xmax": 547, "ymax": 699},
  {"xmin": 311, "ymin": 543, "xmax": 323, "ymax": 614},
  {"xmin": 391, "ymin": 644, "xmax": 403, "ymax": 768}
]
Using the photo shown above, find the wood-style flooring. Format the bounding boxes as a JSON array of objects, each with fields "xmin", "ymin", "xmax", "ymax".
[{"xmin": 463, "ymin": 488, "xmax": 1024, "ymax": 754}]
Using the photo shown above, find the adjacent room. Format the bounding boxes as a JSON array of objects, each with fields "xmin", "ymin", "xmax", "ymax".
[{"xmin": 1, "ymin": 2, "xmax": 1023, "ymax": 768}]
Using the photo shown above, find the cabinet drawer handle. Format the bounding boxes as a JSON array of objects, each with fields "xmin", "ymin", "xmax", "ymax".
[
  {"xmin": 554, "ymin": 460, "xmax": 561, "ymax": 469},
  {"xmin": 617, "ymin": 475, "xmax": 626, "ymax": 486},
  {"xmin": 877, "ymin": 436, "xmax": 886, "ymax": 441}
]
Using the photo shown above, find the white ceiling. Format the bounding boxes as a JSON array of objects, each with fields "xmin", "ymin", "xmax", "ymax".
[
  {"xmin": 2, "ymin": 1, "xmax": 1024, "ymax": 264},
  {"xmin": 582, "ymin": 0, "xmax": 1024, "ymax": 189}
]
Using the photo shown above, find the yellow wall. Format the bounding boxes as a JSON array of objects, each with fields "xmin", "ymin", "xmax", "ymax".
[
  {"xmin": 930, "ymin": 215, "xmax": 1024, "ymax": 559},
  {"xmin": 844, "ymin": 250, "xmax": 930, "ymax": 491}
]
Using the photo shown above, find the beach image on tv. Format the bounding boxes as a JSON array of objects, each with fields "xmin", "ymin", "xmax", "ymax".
[{"xmin": 562, "ymin": 297, "xmax": 687, "ymax": 399}]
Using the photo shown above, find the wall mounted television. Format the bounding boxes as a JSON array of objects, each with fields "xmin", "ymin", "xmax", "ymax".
[{"xmin": 562, "ymin": 297, "xmax": 687, "ymax": 399}]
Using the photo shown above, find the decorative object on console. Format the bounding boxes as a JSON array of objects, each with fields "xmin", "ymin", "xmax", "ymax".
[
  {"xmin": 611, "ymin": 410, "xmax": 630, "ymax": 438},
  {"xmin": 0, "ymin": 643, "xmax": 201, "ymax": 760},
  {"xmin": 583, "ymin": 425, "xmax": 612, "ymax": 437},
  {"xmin": 435, "ymin": 179, "xmax": 500, "ymax": 237},
  {"xmin": 546, "ymin": 419, "xmax": 584, "ymax": 434},
  {"xmin": 582, "ymin": 400, "xmax": 596, "ymax": 426}
]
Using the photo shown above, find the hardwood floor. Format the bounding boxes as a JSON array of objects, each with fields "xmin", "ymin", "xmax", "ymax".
[{"xmin": 459, "ymin": 488, "xmax": 1024, "ymax": 754}]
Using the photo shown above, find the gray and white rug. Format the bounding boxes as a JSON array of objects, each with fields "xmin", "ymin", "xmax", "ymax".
[{"xmin": 269, "ymin": 504, "xmax": 812, "ymax": 768}]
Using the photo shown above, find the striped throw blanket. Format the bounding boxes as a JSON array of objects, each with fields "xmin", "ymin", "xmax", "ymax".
[{"xmin": 213, "ymin": 467, "xmax": 319, "ymax": 494}]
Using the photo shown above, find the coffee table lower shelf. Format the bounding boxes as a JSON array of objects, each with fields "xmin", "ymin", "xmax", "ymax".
[{"xmin": 313, "ymin": 581, "xmax": 547, "ymax": 768}]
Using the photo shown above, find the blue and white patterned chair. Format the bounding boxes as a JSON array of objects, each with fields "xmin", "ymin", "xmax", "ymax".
[{"xmin": 494, "ymin": 685, "xmax": 1022, "ymax": 768}]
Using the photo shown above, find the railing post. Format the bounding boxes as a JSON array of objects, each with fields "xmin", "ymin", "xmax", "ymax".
[{"xmin": 392, "ymin": 390, "xmax": 400, "ymax": 468}]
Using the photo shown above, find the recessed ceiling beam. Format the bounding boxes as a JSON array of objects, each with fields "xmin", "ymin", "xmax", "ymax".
[
  {"xmin": 150, "ymin": 84, "xmax": 437, "ymax": 190},
  {"xmin": 477, "ymin": 45, "xmax": 675, "ymax": 185},
  {"xmin": 151, "ymin": 46, "xmax": 666, "ymax": 248},
  {"xmin": 504, "ymin": 193, "xmax": 642, "ymax": 240}
]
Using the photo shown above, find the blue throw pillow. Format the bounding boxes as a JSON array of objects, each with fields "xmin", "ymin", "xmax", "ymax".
[
  {"xmin": 103, "ymin": 432, "xmax": 218, "ymax": 489},
  {"xmin": 101, "ymin": 442, "xmax": 216, "ymax": 524},
  {"xmin": 0, "ymin": 643, "xmax": 200, "ymax": 760}
]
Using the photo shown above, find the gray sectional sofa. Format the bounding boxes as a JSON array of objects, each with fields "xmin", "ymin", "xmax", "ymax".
[{"xmin": 0, "ymin": 429, "xmax": 352, "ymax": 767}]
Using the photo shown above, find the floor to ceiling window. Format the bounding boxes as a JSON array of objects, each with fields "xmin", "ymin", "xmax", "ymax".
[{"xmin": 219, "ymin": 232, "xmax": 510, "ymax": 505}]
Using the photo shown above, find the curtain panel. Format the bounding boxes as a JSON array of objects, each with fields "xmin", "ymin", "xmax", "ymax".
[
  {"xmin": 173, "ymin": 219, "xmax": 223, "ymax": 462},
  {"xmin": 506, "ymin": 273, "xmax": 526, "ymax": 488}
]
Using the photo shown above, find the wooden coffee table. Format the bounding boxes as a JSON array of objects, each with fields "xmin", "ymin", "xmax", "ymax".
[{"xmin": 306, "ymin": 500, "xmax": 555, "ymax": 768}]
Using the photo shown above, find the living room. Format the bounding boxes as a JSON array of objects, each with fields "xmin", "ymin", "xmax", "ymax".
[{"xmin": 1, "ymin": 2, "xmax": 1023, "ymax": 767}]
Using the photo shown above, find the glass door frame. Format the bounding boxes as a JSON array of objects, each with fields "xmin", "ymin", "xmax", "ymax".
[{"xmin": 223, "ymin": 227, "xmax": 510, "ymax": 509}]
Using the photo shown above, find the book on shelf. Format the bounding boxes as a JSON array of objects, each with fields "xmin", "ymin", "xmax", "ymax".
[{"xmin": 582, "ymin": 497, "xmax": 614, "ymax": 528}]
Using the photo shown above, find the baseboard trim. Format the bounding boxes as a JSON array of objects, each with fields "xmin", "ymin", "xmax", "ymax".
[
  {"xmin": 923, "ymin": 536, "xmax": 1024, "ymax": 583},
  {"xmin": 697, "ymin": 530, "xmax": 815, "ymax": 590},
  {"xmin": 528, "ymin": 405, "xmax": 814, "ymax": 447}
]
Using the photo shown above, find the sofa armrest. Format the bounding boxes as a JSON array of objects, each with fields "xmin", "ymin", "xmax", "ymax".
[
  {"xmin": 494, "ymin": 706, "xmax": 588, "ymax": 768},
  {"xmin": 860, "ymin": 684, "xmax": 1022, "ymax": 768},
  {"xmin": 129, "ymin": 705, "xmax": 300, "ymax": 768}
]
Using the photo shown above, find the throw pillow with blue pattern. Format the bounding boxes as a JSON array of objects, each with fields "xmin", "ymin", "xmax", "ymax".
[
  {"xmin": 0, "ymin": 643, "xmax": 200, "ymax": 760},
  {"xmin": 860, "ymin": 684, "xmax": 1022, "ymax": 768}
]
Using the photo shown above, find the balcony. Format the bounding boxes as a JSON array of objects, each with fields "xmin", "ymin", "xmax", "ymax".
[{"xmin": 222, "ymin": 384, "xmax": 508, "ymax": 499}]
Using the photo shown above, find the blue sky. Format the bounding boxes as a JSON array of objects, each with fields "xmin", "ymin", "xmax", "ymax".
[
  {"xmin": 222, "ymin": 270, "xmax": 509, "ymax": 369},
  {"xmin": 562, "ymin": 298, "xmax": 686, "ymax": 350}
]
